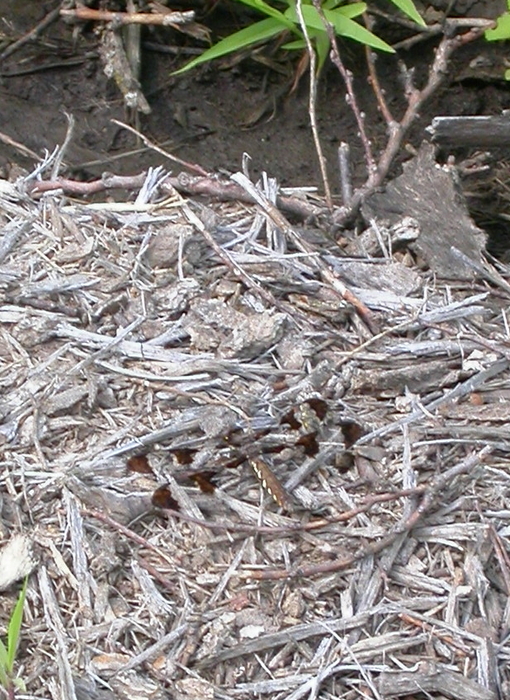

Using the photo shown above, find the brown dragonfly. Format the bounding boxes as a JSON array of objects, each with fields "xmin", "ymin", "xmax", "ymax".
[{"xmin": 128, "ymin": 397, "xmax": 330, "ymax": 514}]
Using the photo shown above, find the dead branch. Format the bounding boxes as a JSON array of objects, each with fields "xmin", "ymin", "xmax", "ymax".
[
  {"xmin": 428, "ymin": 114, "xmax": 510, "ymax": 148},
  {"xmin": 28, "ymin": 169, "xmax": 327, "ymax": 222},
  {"xmin": 29, "ymin": 172, "xmax": 147, "ymax": 196},
  {"xmin": 378, "ymin": 665, "xmax": 497, "ymax": 700},
  {"xmin": 60, "ymin": 7, "xmax": 195, "ymax": 26},
  {"xmin": 331, "ymin": 20, "xmax": 493, "ymax": 228}
]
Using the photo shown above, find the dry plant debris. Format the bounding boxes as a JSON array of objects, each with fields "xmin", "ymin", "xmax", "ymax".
[{"xmin": 0, "ymin": 152, "xmax": 510, "ymax": 700}]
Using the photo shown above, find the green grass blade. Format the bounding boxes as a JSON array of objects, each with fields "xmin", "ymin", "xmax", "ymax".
[
  {"xmin": 286, "ymin": 5, "xmax": 394, "ymax": 52},
  {"xmin": 323, "ymin": 9, "xmax": 394, "ymax": 51},
  {"xmin": 388, "ymin": 0, "xmax": 426, "ymax": 26},
  {"xmin": 485, "ymin": 13, "xmax": 510, "ymax": 41},
  {"xmin": 172, "ymin": 18, "xmax": 288, "ymax": 74},
  {"xmin": 322, "ymin": 1, "xmax": 367, "ymax": 18},
  {"xmin": 0, "ymin": 639, "xmax": 8, "ymax": 669},
  {"xmin": 0, "ymin": 639, "xmax": 9, "ymax": 688},
  {"xmin": 7, "ymin": 578, "xmax": 27, "ymax": 672},
  {"xmin": 13, "ymin": 677, "xmax": 27, "ymax": 692},
  {"xmin": 282, "ymin": 38, "xmax": 306, "ymax": 49},
  {"xmin": 234, "ymin": 0, "xmax": 296, "ymax": 28},
  {"xmin": 314, "ymin": 31, "xmax": 331, "ymax": 72}
]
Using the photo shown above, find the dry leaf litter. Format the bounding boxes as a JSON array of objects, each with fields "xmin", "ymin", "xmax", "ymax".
[{"xmin": 0, "ymin": 151, "xmax": 509, "ymax": 700}]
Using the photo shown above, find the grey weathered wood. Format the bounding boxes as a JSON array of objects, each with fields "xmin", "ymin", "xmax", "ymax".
[
  {"xmin": 361, "ymin": 142, "xmax": 487, "ymax": 279},
  {"xmin": 378, "ymin": 668, "xmax": 497, "ymax": 700},
  {"xmin": 428, "ymin": 115, "xmax": 510, "ymax": 147}
]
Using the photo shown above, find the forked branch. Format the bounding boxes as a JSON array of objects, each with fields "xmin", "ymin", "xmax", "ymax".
[{"xmin": 310, "ymin": 9, "xmax": 494, "ymax": 227}]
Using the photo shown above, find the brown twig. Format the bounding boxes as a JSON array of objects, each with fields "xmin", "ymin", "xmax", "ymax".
[
  {"xmin": 398, "ymin": 613, "xmax": 473, "ymax": 655},
  {"xmin": 337, "ymin": 142, "xmax": 352, "ymax": 206},
  {"xmin": 28, "ymin": 168, "xmax": 328, "ymax": 222},
  {"xmin": 393, "ymin": 23, "xmax": 445, "ymax": 51},
  {"xmin": 312, "ymin": 0, "xmax": 376, "ymax": 178},
  {"xmin": 363, "ymin": 14, "xmax": 395, "ymax": 128},
  {"xmin": 29, "ymin": 172, "xmax": 148, "ymax": 196},
  {"xmin": 112, "ymin": 119, "xmax": 210, "ymax": 176},
  {"xmin": 173, "ymin": 486, "xmax": 430, "ymax": 535},
  {"xmin": 60, "ymin": 7, "xmax": 194, "ymax": 26},
  {"xmin": 372, "ymin": 23, "xmax": 490, "ymax": 189},
  {"xmin": 86, "ymin": 488, "xmax": 429, "ymax": 538},
  {"xmin": 165, "ymin": 172, "xmax": 326, "ymax": 221},
  {"xmin": 136, "ymin": 555, "xmax": 177, "ymax": 593},
  {"xmin": 0, "ymin": 129, "xmax": 42, "ymax": 162},
  {"xmin": 82, "ymin": 507, "xmax": 177, "ymax": 566}
]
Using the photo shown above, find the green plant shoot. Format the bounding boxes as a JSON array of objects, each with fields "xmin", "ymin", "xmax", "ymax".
[
  {"xmin": 0, "ymin": 577, "xmax": 28, "ymax": 697},
  {"xmin": 173, "ymin": 0, "xmax": 426, "ymax": 75},
  {"xmin": 485, "ymin": 0, "xmax": 510, "ymax": 41},
  {"xmin": 485, "ymin": 1, "xmax": 510, "ymax": 79}
]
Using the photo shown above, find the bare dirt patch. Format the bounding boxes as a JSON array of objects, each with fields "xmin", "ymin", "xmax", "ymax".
[{"xmin": 0, "ymin": 0, "xmax": 509, "ymax": 187}]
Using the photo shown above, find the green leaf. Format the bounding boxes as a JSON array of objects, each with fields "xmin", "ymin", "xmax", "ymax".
[
  {"xmin": 0, "ymin": 639, "xmax": 8, "ymax": 669},
  {"xmin": 322, "ymin": 1, "xmax": 366, "ymax": 17},
  {"xmin": 172, "ymin": 18, "xmax": 289, "ymax": 74},
  {"xmin": 282, "ymin": 31, "xmax": 329, "ymax": 71},
  {"xmin": 13, "ymin": 677, "xmax": 26, "ymax": 692},
  {"xmin": 282, "ymin": 38, "xmax": 307, "ymax": 49},
  {"xmin": 485, "ymin": 13, "xmax": 510, "ymax": 41},
  {"xmin": 292, "ymin": 0, "xmax": 367, "ymax": 18},
  {"xmin": 0, "ymin": 666, "xmax": 9, "ymax": 690},
  {"xmin": 233, "ymin": 0, "xmax": 296, "ymax": 28},
  {"xmin": 325, "ymin": 9, "xmax": 394, "ymax": 51},
  {"xmin": 7, "ymin": 578, "xmax": 27, "ymax": 672},
  {"xmin": 286, "ymin": 5, "xmax": 395, "ymax": 52},
  {"xmin": 314, "ymin": 30, "xmax": 331, "ymax": 72},
  {"xmin": 0, "ymin": 639, "xmax": 9, "ymax": 688},
  {"xmin": 388, "ymin": 0, "xmax": 426, "ymax": 27}
]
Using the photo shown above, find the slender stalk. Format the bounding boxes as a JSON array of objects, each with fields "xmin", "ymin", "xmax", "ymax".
[{"xmin": 295, "ymin": 0, "xmax": 333, "ymax": 207}]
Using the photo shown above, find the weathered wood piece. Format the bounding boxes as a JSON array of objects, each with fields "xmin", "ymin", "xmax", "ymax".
[
  {"xmin": 378, "ymin": 667, "xmax": 497, "ymax": 700},
  {"xmin": 361, "ymin": 142, "xmax": 487, "ymax": 279},
  {"xmin": 428, "ymin": 114, "xmax": 510, "ymax": 147}
]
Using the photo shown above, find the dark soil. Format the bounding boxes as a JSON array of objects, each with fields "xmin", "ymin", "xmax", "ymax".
[{"xmin": 0, "ymin": 1, "xmax": 509, "ymax": 191}]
